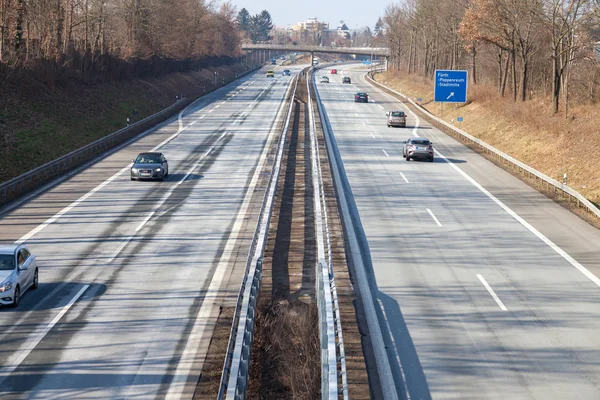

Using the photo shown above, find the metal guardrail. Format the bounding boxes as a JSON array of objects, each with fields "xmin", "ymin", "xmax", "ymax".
[
  {"xmin": 313, "ymin": 66, "xmax": 399, "ymax": 400},
  {"xmin": 365, "ymin": 72, "xmax": 600, "ymax": 220},
  {"xmin": 306, "ymin": 68, "xmax": 343, "ymax": 399},
  {"xmin": 217, "ymin": 75, "xmax": 299, "ymax": 400}
]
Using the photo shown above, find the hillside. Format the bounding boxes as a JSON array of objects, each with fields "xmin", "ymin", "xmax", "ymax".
[{"xmin": 374, "ymin": 71, "xmax": 600, "ymax": 206}]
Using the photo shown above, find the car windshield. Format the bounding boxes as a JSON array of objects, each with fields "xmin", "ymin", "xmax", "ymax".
[
  {"xmin": 391, "ymin": 112, "xmax": 405, "ymax": 117},
  {"xmin": 135, "ymin": 154, "xmax": 161, "ymax": 164},
  {"xmin": 411, "ymin": 140, "xmax": 430, "ymax": 145},
  {"xmin": 0, "ymin": 254, "xmax": 15, "ymax": 271}
]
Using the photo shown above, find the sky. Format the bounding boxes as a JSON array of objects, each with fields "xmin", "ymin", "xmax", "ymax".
[{"xmin": 235, "ymin": 0, "xmax": 392, "ymax": 30}]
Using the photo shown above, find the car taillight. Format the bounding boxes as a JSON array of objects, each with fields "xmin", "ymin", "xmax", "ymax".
[{"xmin": 428, "ymin": 146, "xmax": 433, "ymax": 150}]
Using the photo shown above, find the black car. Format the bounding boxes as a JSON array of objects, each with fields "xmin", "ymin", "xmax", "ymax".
[
  {"xmin": 131, "ymin": 152, "xmax": 169, "ymax": 181},
  {"xmin": 354, "ymin": 92, "xmax": 368, "ymax": 103},
  {"xmin": 343, "ymin": 77, "xmax": 351, "ymax": 84}
]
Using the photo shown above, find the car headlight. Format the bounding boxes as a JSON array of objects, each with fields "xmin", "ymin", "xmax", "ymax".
[
  {"xmin": 131, "ymin": 168, "xmax": 138, "ymax": 173},
  {"xmin": 0, "ymin": 282, "xmax": 13, "ymax": 292},
  {"xmin": 155, "ymin": 168, "xmax": 162, "ymax": 172}
]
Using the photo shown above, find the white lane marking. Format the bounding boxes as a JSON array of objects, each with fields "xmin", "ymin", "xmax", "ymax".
[
  {"xmin": 362, "ymin": 122, "xmax": 367, "ymax": 126},
  {"xmin": 382, "ymin": 149, "xmax": 390, "ymax": 157},
  {"xmin": 477, "ymin": 274, "xmax": 508, "ymax": 311},
  {"xmin": 220, "ymin": 101, "xmax": 226, "ymax": 105},
  {"xmin": 215, "ymin": 105, "xmax": 221, "ymax": 109},
  {"xmin": 0, "ymin": 284, "xmax": 90, "ymax": 376},
  {"xmin": 355, "ymin": 113, "xmax": 359, "ymax": 117},
  {"xmin": 15, "ymin": 165, "xmax": 130, "ymax": 245},
  {"xmin": 378, "ymin": 105, "xmax": 384, "ymax": 110},
  {"xmin": 371, "ymin": 99, "xmax": 376, "ymax": 103},
  {"xmin": 136, "ymin": 211, "xmax": 156, "ymax": 232},
  {"xmin": 136, "ymin": 133, "xmax": 225, "ymax": 232},
  {"xmin": 190, "ymin": 121, "xmax": 196, "ymax": 125},
  {"xmin": 208, "ymin": 109, "xmax": 214, "ymax": 113},
  {"xmin": 438, "ymin": 147, "xmax": 600, "ymax": 287},
  {"xmin": 400, "ymin": 172, "xmax": 409, "ymax": 183},
  {"xmin": 165, "ymin": 103, "xmax": 282, "ymax": 400},
  {"xmin": 370, "ymin": 133, "xmax": 376, "ymax": 139},
  {"xmin": 427, "ymin": 208, "xmax": 443, "ymax": 227},
  {"xmin": 379, "ymin": 84, "xmax": 600, "ymax": 287}
]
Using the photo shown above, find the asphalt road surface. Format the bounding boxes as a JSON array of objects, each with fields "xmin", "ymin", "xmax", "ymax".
[
  {"xmin": 316, "ymin": 65, "xmax": 600, "ymax": 400},
  {"xmin": 0, "ymin": 65, "xmax": 301, "ymax": 399}
]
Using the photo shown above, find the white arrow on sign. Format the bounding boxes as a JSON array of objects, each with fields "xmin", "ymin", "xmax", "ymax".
[{"xmin": 446, "ymin": 92, "xmax": 454, "ymax": 100}]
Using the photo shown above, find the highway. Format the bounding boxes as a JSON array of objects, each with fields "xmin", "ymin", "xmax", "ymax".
[
  {"xmin": 315, "ymin": 66, "xmax": 600, "ymax": 399},
  {"xmin": 0, "ymin": 64, "xmax": 300, "ymax": 399}
]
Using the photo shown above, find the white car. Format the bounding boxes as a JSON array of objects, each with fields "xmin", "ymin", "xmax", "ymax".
[
  {"xmin": 0, "ymin": 244, "xmax": 39, "ymax": 307},
  {"xmin": 320, "ymin": 76, "xmax": 329, "ymax": 83}
]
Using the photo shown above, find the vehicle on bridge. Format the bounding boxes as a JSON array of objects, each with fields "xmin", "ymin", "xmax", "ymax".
[
  {"xmin": 386, "ymin": 111, "xmax": 407, "ymax": 127},
  {"xmin": 0, "ymin": 244, "xmax": 39, "ymax": 307},
  {"xmin": 282, "ymin": 69, "xmax": 291, "ymax": 76},
  {"xmin": 271, "ymin": 58, "xmax": 277, "ymax": 65},
  {"xmin": 403, "ymin": 137, "xmax": 434, "ymax": 162},
  {"xmin": 343, "ymin": 76, "xmax": 351, "ymax": 84},
  {"xmin": 266, "ymin": 70, "xmax": 275, "ymax": 77},
  {"xmin": 131, "ymin": 152, "xmax": 169, "ymax": 181},
  {"xmin": 354, "ymin": 92, "xmax": 369, "ymax": 102},
  {"xmin": 320, "ymin": 76, "xmax": 330, "ymax": 83},
  {"xmin": 331, "ymin": 69, "xmax": 337, "ymax": 74}
]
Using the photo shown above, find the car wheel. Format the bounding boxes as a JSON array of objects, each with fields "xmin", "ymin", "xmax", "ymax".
[
  {"xmin": 406, "ymin": 156, "xmax": 411, "ymax": 161},
  {"xmin": 130, "ymin": 177, "xmax": 135, "ymax": 181},
  {"xmin": 32, "ymin": 268, "xmax": 39, "ymax": 290},
  {"xmin": 12, "ymin": 286, "xmax": 20, "ymax": 307}
]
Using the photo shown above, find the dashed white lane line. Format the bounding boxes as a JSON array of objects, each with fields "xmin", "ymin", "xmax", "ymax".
[
  {"xmin": 400, "ymin": 172, "xmax": 409, "ymax": 183},
  {"xmin": 386, "ymin": 77, "xmax": 600, "ymax": 288},
  {"xmin": 362, "ymin": 122, "xmax": 367, "ymax": 126},
  {"xmin": 190, "ymin": 121, "xmax": 197, "ymax": 125},
  {"xmin": 215, "ymin": 105, "xmax": 221, "ymax": 109},
  {"xmin": 382, "ymin": 149, "xmax": 390, "ymax": 157},
  {"xmin": 370, "ymin": 133, "xmax": 376, "ymax": 139},
  {"xmin": 426, "ymin": 208, "xmax": 442, "ymax": 227},
  {"xmin": 355, "ymin": 113, "xmax": 360, "ymax": 117},
  {"xmin": 378, "ymin": 105, "xmax": 384, "ymax": 110},
  {"xmin": 477, "ymin": 274, "xmax": 508, "ymax": 311}
]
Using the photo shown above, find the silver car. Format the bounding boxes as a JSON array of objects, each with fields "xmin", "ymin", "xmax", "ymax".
[
  {"xmin": 386, "ymin": 110, "xmax": 406, "ymax": 127},
  {"xmin": 403, "ymin": 137, "xmax": 434, "ymax": 162},
  {"xmin": 0, "ymin": 244, "xmax": 39, "ymax": 307},
  {"xmin": 130, "ymin": 152, "xmax": 169, "ymax": 181},
  {"xmin": 320, "ymin": 76, "xmax": 329, "ymax": 83}
]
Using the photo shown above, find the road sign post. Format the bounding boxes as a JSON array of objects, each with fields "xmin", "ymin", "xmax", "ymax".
[{"xmin": 434, "ymin": 70, "xmax": 468, "ymax": 103}]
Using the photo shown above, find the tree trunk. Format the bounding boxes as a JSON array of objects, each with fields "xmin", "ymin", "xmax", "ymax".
[
  {"xmin": 511, "ymin": 49, "xmax": 517, "ymax": 102},
  {"xmin": 520, "ymin": 60, "xmax": 528, "ymax": 102},
  {"xmin": 552, "ymin": 47, "xmax": 560, "ymax": 114},
  {"xmin": 501, "ymin": 52, "xmax": 509, "ymax": 97}
]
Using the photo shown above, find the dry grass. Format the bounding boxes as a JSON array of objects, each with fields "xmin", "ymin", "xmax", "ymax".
[
  {"xmin": 377, "ymin": 71, "xmax": 600, "ymax": 205},
  {"xmin": 247, "ymin": 299, "xmax": 320, "ymax": 400}
]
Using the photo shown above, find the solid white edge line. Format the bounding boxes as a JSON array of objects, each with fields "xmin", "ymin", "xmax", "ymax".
[
  {"xmin": 0, "ymin": 284, "xmax": 90, "ymax": 376},
  {"xmin": 400, "ymin": 172, "xmax": 409, "ymax": 183},
  {"xmin": 426, "ymin": 208, "xmax": 443, "ymax": 227},
  {"xmin": 382, "ymin": 149, "xmax": 390, "ymax": 157},
  {"xmin": 165, "ymin": 77, "xmax": 288, "ymax": 400},
  {"xmin": 374, "ymin": 76, "xmax": 600, "ymax": 288},
  {"xmin": 477, "ymin": 274, "xmax": 508, "ymax": 311}
]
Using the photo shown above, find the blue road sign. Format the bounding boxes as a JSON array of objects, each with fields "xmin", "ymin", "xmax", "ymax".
[
  {"xmin": 434, "ymin": 70, "xmax": 468, "ymax": 103},
  {"xmin": 457, "ymin": 117, "xmax": 464, "ymax": 122}
]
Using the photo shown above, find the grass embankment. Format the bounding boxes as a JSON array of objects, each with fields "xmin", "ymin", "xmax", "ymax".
[
  {"xmin": 0, "ymin": 64, "xmax": 250, "ymax": 184},
  {"xmin": 375, "ymin": 71, "xmax": 600, "ymax": 206}
]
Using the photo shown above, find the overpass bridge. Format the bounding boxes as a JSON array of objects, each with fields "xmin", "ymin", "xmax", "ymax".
[{"xmin": 240, "ymin": 43, "xmax": 391, "ymax": 58}]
